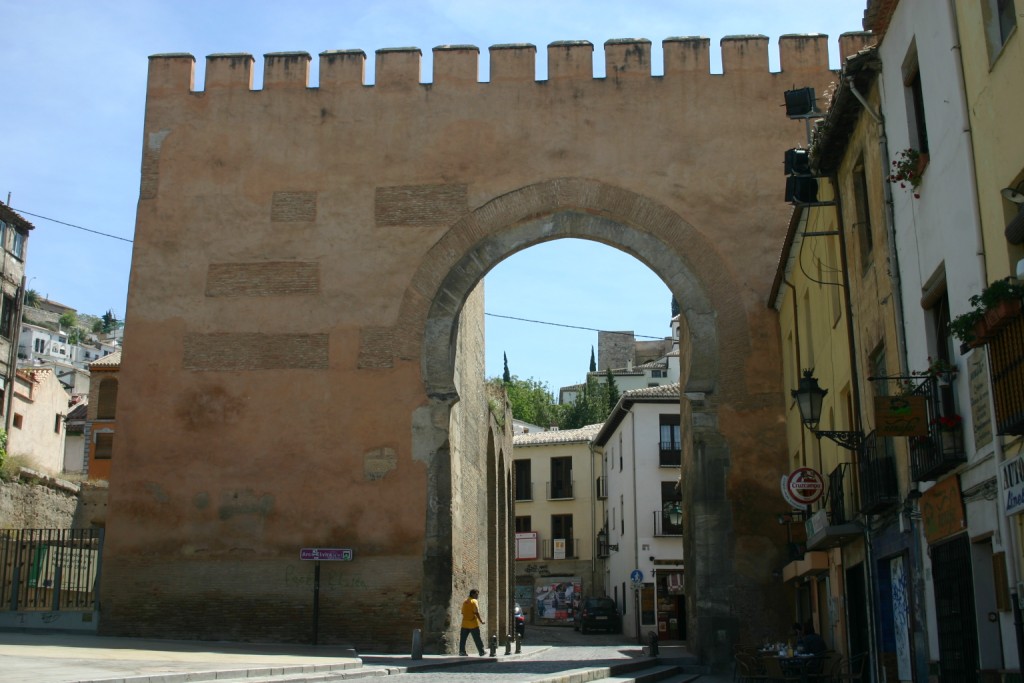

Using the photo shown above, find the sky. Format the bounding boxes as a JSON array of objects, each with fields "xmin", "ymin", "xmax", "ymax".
[{"xmin": 0, "ymin": 0, "xmax": 867, "ymax": 395}]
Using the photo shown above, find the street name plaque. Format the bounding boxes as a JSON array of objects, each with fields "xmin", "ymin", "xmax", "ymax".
[{"xmin": 300, "ymin": 548, "xmax": 353, "ymax": 561}]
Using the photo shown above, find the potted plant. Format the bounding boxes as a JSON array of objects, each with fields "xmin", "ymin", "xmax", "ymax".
[
  {"xmin": 889, "ymin": 148, "xmax": 926, "ymax": 198},
  {"xmin": 976, "ymin": 278, "xmax": 1024, "ymax": 333},
  {"xmin": 949, "ymin": 308, "xmax": 987, "ymax": 349}
]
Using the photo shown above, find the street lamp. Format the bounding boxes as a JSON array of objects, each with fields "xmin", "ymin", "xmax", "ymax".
[
  {"xmin": 791, "ymin": 370, "xmax": 864, "ymax": 452},
  {"xmin": 663, "ymin": 502, "xmax": 683, "ymax": 526}
]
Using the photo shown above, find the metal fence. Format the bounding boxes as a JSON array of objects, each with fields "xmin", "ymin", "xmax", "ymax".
[{"xmin": 0, "ymin": 528, "xmax": 103, "ymax": 612}]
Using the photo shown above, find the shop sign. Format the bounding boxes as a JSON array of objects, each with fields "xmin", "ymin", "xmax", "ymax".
[
  {"xmin": 874, "ymin": 395, "xmax": 928, "ymax": 437},
  {"xmin": 780, "ymin": 475, "xmax": 802, "ymax": 509},
  {"xmin": 786, "ymin": 467, "xmax": 824, "ymax": 506},
  {"xmin": 1001, "ymin": 454, "xmax": 1024, "ymax": 516},
  {"xmin": 920, "ymin": 477, "xmax": 965, "ymax": 544}
]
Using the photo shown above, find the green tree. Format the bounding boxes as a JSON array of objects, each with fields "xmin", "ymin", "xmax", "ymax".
[
  {"xmin": 24, "ymin": 289, "xmax": 39, "ymax": 307},
  {"xmin": 605, "ymin": 368, "xmax": 620, "ymax": 411},
  {"xmin": 502, "ymin": 352, "xmax": 511, "ymax": 384},
  {"xmin": 488, "ymin": 375, "xmax": 562, "ymax": 429},
  {"xmin": 562, "ymin": 374, "xmax": 611, "ymax": 429},
  {"xmin": 101, "ymin": 310, "xmax": 118, "ymax": 333},
  {"xmin": 589, "ymin": 347, "xmax": 596, "ymax": 372},
  {"xmin": 67, "ymin": 327, "xmax": 87, "ymax": 345},
  {"xmin": 58, "ymin": 311, "xmax": 77, "ymax": 329},
  {"xmin": 92, "ymin": 319, "xmax": 104, "ymax": 333}
]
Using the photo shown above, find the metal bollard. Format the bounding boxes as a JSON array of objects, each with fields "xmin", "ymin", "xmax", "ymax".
[
  {"xmin": 489, "ymin": 633, "xmax": 498, "ymax": 657},
  {"xmin": 647, "ymin": 631, "xmax": 659, "ymax": 657},
  {"xmin": 505, "ymin": 633, "xmax": 512, "ymax": 655},
  {"xmin": 515, "ymin": 631, "xmax": 523, "ymax": 653}
]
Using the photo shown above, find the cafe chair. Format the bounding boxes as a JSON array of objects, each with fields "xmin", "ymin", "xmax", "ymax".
[
  {"xmin": 835, "ymin": 653, "xmax": 868, "ymax": 683},
  {"xmin": 736, "ymin": 652, "xmax": 770, "ymax": 683}
]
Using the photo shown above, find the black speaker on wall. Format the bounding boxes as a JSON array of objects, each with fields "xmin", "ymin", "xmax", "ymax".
[{"xmin": 784, "ymin": 148, "xmax": 811, "ymax": 176}]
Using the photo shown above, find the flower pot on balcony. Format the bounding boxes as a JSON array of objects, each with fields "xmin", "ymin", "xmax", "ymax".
[
  {"xmin": 983, "ymin": 297, "xmax": 1022, "ymax": 334},
  {"xmin": 969, "ymin": 318, "xmax": 991, "ymax": 348}
]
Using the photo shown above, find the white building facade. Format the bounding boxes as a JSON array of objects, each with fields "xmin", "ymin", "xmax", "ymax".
[{"xmin": 593, "ymin": 383, "xmax": 685, "ymax": 642}]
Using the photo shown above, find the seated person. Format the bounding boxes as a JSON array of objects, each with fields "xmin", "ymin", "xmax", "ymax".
[{"xmin": 798, "ymin": 622, "xmax": 828, "ymax": 654}]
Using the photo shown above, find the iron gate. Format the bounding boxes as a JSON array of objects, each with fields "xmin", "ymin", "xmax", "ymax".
[
  {"xmin": 0, "ymin": 528, "xmax": 103, "ymax": 612},
  {"xmin": 931, "ymin": 534, "xmax": 978, "ymax": 682}
]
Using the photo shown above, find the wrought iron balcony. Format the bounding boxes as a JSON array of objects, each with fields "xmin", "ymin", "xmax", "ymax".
[
  {"xmin": 659, "ymin": 441, "xmax": 681, "ymax": 467},
  {"xmin": 857, "ymin": 431, "xmax": 900, "ymax": 515},
  {"xmin": 546, "ymin": 481, "xmax": 575, "ymax": 500},
  {"xmin": 653, "ymin": 510, "xmax": 683, "ymax": 536},
  {"xmin": 910, "ymin": 427, "xmax": 966, "ymax": 482},
  {"xmin": 988, "ymin": 311, "xmax": 1024, "ymax": 435}
]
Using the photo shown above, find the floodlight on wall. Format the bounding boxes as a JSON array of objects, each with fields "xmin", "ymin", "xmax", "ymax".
[
  {"xmin": 785, "ymin": 176, "xmax": 819, "ymax": 204},
  {"xmin": 784, "ymin": 148, "xmax": 812, "ymax": 176},
  {"xmin": 1003, "ymin": 180, "xmax": 1024, "ymax": 244},
  {"xmin": 1001, "ymin": 180, "xmax": 1024, "ymax": 204},
  {"xmin": 784, "ymin": 87, "xmax": 818, "ymax": 118}
]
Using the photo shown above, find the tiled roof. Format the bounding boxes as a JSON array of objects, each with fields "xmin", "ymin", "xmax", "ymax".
[
  {"xmin": 66, "ymin": 402, "xmax": 89, "ymax": 421},
  {"xmin": 0, "ymin": 202, "xmax": 35, "ymax": 231},
  {"xmin": 90, "ymin": 350, "xmax": 121, "ymax": 369},
  {"xmin": 513, "ymin": 423, "xmax": 602, "ymax": 447},
  {"xmin": 620, "ymin": 383, "xmax": 680, "ymax": 399}
]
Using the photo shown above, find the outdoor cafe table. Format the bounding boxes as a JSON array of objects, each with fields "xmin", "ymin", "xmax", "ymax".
[{"xmin": 760, "ymin": 652, "xmax": 829, "ymax": 683}]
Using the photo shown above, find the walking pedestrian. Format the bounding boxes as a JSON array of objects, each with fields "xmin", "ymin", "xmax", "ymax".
[{"xmin": 459, "ymin": 588, "xmax": 486, "ymax": 656}]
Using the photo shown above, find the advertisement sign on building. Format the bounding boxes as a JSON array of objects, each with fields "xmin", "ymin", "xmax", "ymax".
[
  {"xmin": 786, "ymin": 467, "xmax": 824, "ymax": 506},
  {"xmin": 1002, "ymin": 454, "xmax": 1024, "ymax": 516},
  {"xmin": 920, "ymin": 476, "xmax": 965, "ymax": 544},
  {"xmin": 516, "ymin": 532, "xmax": 538, "ymax": 560},
  {"xmin": 873, "ymin": 395, "xmax": 929, "ymax": 437}
]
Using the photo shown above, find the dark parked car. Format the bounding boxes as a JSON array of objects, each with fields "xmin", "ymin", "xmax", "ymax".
[
  {"xmin": 514, "ymin": 603, "xmax": 525, "ymax": 637},
  {"xmin": 574, "ymin": 597, "xmax": 621, "ymax": 634}
]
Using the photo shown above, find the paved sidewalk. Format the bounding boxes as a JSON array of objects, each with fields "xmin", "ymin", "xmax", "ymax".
[
  {"xmin": 0, "ymin": 631, "xmax": 555, "ymax": 683},
  {"xmin": 0, "ymin": 629, "xmax": 712, "ymax": 683}
]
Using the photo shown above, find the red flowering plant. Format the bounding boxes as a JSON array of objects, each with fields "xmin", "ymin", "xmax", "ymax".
[
  {"xmin": 932, "ymin": 414, "xmax": 962, "ymax": 432},
  {"xmin": 889, "ymin": 148, "xmax": 922, "ymax": 198}
]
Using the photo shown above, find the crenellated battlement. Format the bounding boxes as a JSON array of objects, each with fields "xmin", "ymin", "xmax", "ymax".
[{"xmin": 146, "ymin": 32, "xmax": 875, "ymax": 94}]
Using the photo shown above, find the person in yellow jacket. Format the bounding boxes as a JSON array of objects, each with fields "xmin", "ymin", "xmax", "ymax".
[{"xmin": 459, "ymin": 588, "xmax": 486, "ymax": 656}]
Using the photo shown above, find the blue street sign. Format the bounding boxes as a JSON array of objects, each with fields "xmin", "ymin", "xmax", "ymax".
[{"xmin": 630, "ymin": 569, "xmax": 644, "ymax": 586}]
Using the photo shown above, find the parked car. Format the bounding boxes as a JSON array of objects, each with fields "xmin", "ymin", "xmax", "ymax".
[
  {"xmin": 514, "ymin": 602, "xmax": 525, "ymax": 637},
  {"xmin": 574, "ymin": 596, "xmax": 621, "ymax": 634}
]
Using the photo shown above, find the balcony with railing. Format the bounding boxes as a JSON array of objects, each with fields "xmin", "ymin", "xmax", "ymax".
[
  {"xmin": 542, "ymin": 538, "xmax": 579, "ymax": 560},
  {"xmin": 857, "ymin": 431, "xmax": 900, "ymax": 515},
  {"xmin": 514, "ymin": 481, "xmax": 534, "ymax": 502},
  {"xmin": 910, "ymin": 426, "xmax": 966, "ymax": 482},
  {"xmin": 806, "ymin": 464, "xmax": 862, "ymax": 550},
  {"xmin": 546, "ymin": 481, "xmax": 575, "ymax": 500},
  {"xmin": 987, "ymin": 311, "xmax": 1024, "ymax": 435},
  {"xmin": 659, "ymin": 441, "xmax": 681, "ymax": 467},
  {"xmin": 653, "ymin": 510, "xmax": 683, "ymax": 536}
]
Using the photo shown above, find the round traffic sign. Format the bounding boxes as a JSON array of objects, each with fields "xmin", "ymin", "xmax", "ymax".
[
  {"xmin": 630, "ymin": 569, "xmax": 644, "ymax": 587},
  {"xmin": 786, "ymin": 467, "xmax": 824, "ymax": 505}
]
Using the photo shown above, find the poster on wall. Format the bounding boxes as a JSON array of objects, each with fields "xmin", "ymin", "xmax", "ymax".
[
  {"xmin": 890, "ymin": 556, "xmax": 912, "ymax": 681},
  {"xmin": 534, "ymin": 577, "xmax": 580, "ymax": 623}
]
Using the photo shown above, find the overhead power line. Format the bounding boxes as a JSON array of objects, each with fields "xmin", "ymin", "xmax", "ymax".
[
  {"xmin": 485, "ymin": 312, "xmax": 665, "ymax": 340},
  {"xmin": 9, "ymin": 207, "xmax": 134, "ymax": 244}
]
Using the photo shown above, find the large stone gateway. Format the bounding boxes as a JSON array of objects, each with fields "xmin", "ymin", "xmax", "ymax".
[{"xmin": 105, "ymin": 33, "xmax": 869, "ymax": 662}]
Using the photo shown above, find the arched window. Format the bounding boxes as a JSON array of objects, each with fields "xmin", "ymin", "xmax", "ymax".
[{"xmin": 97, "ymin": 378, "xmax": 118, "ymax": 419}]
